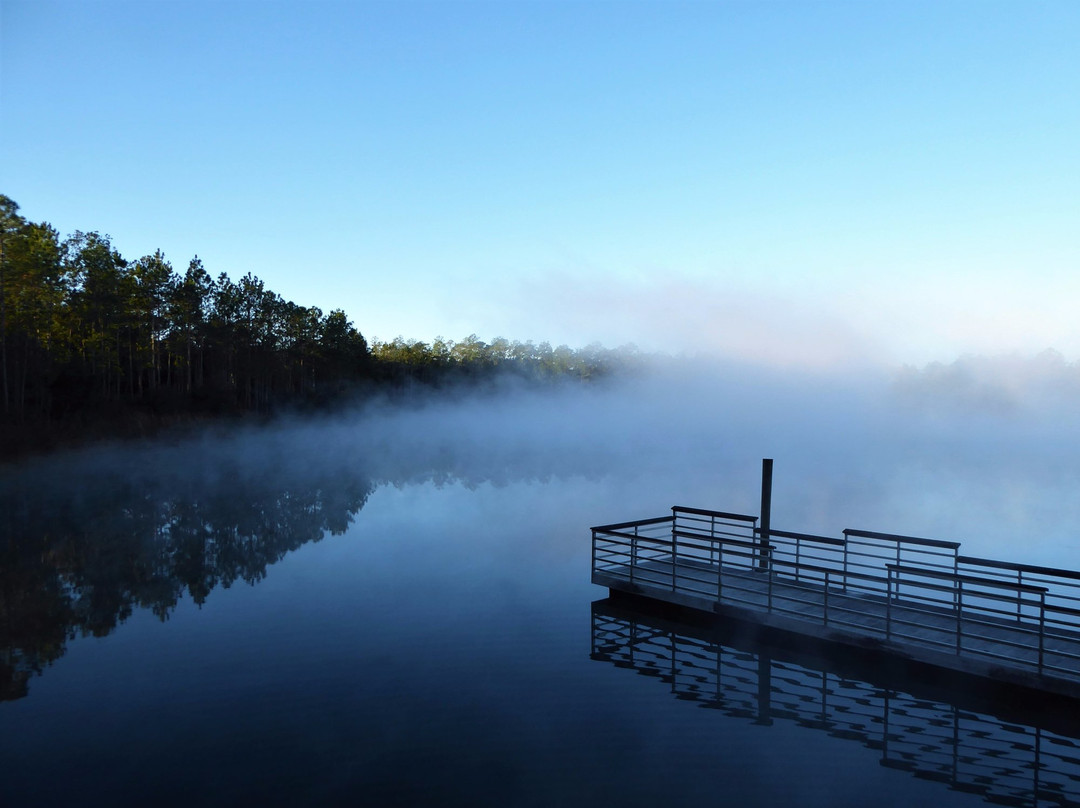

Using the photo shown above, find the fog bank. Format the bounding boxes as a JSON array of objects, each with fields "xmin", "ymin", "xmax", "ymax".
[{"xmin": 6, "ymin": 351, "xmax": 1080, "ymax": 566}]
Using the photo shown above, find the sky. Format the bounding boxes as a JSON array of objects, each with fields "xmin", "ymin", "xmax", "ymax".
[{"xmin": 2, "ymin": 1, "xmax": 1078, "ymax": 369}]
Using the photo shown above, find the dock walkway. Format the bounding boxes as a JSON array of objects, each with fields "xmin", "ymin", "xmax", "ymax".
[{"xmin": 591, "ymin": 505, "xmax": 1080, "ymax": 697}]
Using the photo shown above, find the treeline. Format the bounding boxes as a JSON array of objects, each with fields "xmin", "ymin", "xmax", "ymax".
[
  {"xmin": 0, "ymin": 194, "xmax": 636, "ymax": 429},
  {"xmin": 371, "ymin": 335, "xmax": 637, "ymax": 384}
]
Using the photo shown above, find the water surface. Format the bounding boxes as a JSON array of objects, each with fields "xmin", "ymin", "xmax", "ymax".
[{"xmin": 3, "ymin": 371, "xmax": 1080, "ymax": 805}]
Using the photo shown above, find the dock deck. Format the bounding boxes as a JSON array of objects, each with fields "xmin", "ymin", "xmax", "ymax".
[{"xmin": 591, "ymin": 505, "xmax": 1080, "ymax": 698}]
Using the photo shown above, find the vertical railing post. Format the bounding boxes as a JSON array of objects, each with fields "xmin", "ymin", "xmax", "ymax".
[
  {"xmin": 767, "ymin": 560, "xmax": 773, "ymax": 613},
  {"xmin": 758, "ymin": 458, "xmax": 772, "ymax": 573},
  {"xmin": 886, "ymin": 568, "xmax": 893, "ymax": 640},
  {"xmin": 671, "ymin": 526, "xmax": 678, "ymax": 592},
  {"xmin": 824, "ymin": 570, "xmax": 830, "ymax": 626},
  {"xmin": 1018, "ymin": 569, "xmax": 1023, "ymax": 621},
  {"xmin": 717, "ymin": 544, "xmax": 724, "ymax": 604},
  {"xmin": 671, "ymin": 510, "xmax": 677, "ymax": 593},
  {"xmin": 956, "ymin": 580, "xmax": 964, "ymax": 655},
  {"xmin": 710, "ymin": 515, "xmax": 717, "ymax": 565},
  {"xmin": 842, "ymin": 538, "xmax": 849, "ymax": 594},
  {"xmin": 1039, "ymin": 591, "xmax": 1046, "ymax": 673},
  {"xmin": 591, "ymin": 529, "xmax": 597, "ymax": 577},
  {"xmin": 630, "ymin": 525, "xmax": 638, "ymax": 585}
]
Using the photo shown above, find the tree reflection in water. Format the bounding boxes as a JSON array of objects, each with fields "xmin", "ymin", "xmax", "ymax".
[{"xmin": 0, "ymin": 450, "xmax": 375, "ymax": 702}]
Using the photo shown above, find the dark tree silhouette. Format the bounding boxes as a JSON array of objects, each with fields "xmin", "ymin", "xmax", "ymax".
[{"xmin": 0, "ymin": 193, "xmax": 640, "ymax": 454}]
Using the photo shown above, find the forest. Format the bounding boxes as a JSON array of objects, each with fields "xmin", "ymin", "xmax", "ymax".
[{"xmin": 0, "ymin": 194, "xmax": 637, "ymax": 451}]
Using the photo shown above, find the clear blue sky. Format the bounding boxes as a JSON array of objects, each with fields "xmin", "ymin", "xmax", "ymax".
[{"xmin": 2, "ymin": 1, "xmax": 1078, "ymax": 367}]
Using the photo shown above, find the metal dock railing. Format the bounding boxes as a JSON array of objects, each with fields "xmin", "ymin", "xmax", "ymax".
[{"xmin": 590, "ymin": 464, "xmax": 1080, "ymax": 697}]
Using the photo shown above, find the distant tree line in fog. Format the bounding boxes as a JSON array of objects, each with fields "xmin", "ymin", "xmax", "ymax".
[
  {"xmin": 371, "ymin": 334, "xmax": 637, "ymax": 383},
  {"xmin": 0, "ymin": 194, "xmax": 638, "ymax": 428}
]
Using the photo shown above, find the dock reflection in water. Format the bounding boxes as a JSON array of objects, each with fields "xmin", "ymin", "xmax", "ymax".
[{"xmin": 591, "ymin": 595, "xmax": 1080, "ymax": 808}]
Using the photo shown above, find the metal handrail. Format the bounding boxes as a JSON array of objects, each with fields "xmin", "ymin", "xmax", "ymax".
[
  {"xmin": 591, "ymin": 515, "xmax": 673, "ymax": 532},
  {"xmin": 959, "ymin": 555, "xmax": 1080, "ymax": 582},
  {"xmin": 595, "ymin": 528, "xmax": 674, "ymax": 546},
  {"xmin": 672, "ymin": 530, "xmax": 767, "ymax": 551},
  {"xmin": 845, "ymin": 528, "xmax": 961, "ymax": 550},
  {"xmin": 756, "ymin": 527, "xmax": 845, "ymax": 546},
  {"xmin": 672, "ymin": 506, "xmax": 757, "ymax": 523},
  {"xmin": 885, "ymin": 563, "xmax": 1049, "ymax": 595}
]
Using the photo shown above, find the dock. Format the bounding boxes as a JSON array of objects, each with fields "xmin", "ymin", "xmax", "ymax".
[{"xmin": 590, "ymin": 460, "xmax": 1080, "ymax": 699}]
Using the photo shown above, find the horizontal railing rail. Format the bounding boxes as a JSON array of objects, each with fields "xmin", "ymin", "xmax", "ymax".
[
  {"xmin": 672, "ymin": 531, "xmax": 762, "ymax": 550},
  {"xmin": 958, "ymin": 555, "xmax": 1080, "ymax": 581},
  {"xmin": 596, "ymin": 528, "xmax": 673, "ymax": 545},
  {"xmin": 672, "ymin": 506, "xmax": 758, "ymax": 523},
  {"xmin": 758, "ymin": 528, "xmax": 845, "ymax": 547},
  {"xmin": 591, "ymin": 515, "xmax": 673, "ymax": 532},
  {"xmin": 887, "ymin": 563, "xmax": 1046, "ymax": 594},
  {"xmin": 844, "ymin": 528, "xmax": 962, "ymax": 551}
]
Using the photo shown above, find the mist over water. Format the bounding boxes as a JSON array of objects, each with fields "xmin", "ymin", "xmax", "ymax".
[
  {"xmin": 9, "ymin": 353, "xmax": 1080, "ymax": 565},
  {"xmin": 236, "ymin": 354, "xmax": 1080, "ymax": 557},
  {"xmin": 3, "ymin": 355, "xmax": 1080, "ymax": 805}
]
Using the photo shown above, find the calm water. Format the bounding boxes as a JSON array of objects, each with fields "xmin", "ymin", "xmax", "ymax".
[{"xmin": 3, "ymin": 373, "xmax": 1080, "ymax": 806}]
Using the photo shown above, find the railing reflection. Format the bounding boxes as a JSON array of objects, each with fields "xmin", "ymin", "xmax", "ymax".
[{"xmin": 591, "ymin": 595, "xmax": 1080, "ymax": 808}]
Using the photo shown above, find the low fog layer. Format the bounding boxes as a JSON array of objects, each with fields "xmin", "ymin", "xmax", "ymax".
[
  {"xmin": 480, "ymin": 270, "xmax": 1080, "ymax": 370},
  {"xmin": 894, "ymin": 350, "xmax": 1080, "ymax": 415},
  {"xmin": 5, "ymin": 350, "xmax": 1080, "ymax": 701},
  {"xmin": 6, "ymin": 351, "xmax": 1080, "ymax": 560}
]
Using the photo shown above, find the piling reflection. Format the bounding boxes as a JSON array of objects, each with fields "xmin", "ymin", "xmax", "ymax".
[
  {"xmin": 591, "ymin": 595, "xmax": 1080, "ymax": 808},
  {"xmin": 0, "ymin": 457, "xmax": 375, "ymax": 702}
]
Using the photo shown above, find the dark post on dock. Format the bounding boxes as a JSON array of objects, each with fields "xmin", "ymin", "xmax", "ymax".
[{"xmin": 757, "ymin": 458, "xmax": 772, "ymax": 572}]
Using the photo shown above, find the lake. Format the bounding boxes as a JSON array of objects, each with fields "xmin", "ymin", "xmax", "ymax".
[{"xmin": 3, "ymin": 367, "xmax": 1080, "ymax": 806}]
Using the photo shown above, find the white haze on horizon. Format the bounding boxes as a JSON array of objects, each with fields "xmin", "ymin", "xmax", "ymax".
[
  {"xmin": 9, "ymin": 349, "xmax": 1080, "ymax": 569},
  {"xmin": 428, "ymin": 270, "xmax": 1080, "ymax": 372}
]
